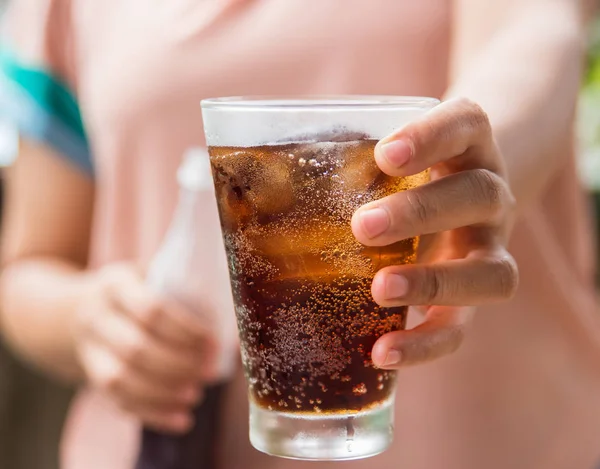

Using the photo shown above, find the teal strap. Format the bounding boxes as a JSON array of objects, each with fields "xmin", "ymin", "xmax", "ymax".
[{"xmin": 0, "ymin": 50, "xmax": 93, "ymax": 175}]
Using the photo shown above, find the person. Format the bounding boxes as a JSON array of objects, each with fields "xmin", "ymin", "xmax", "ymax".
[{"xmin": 0, "ymin": 0, "xmax": 599, "ymax": 468}]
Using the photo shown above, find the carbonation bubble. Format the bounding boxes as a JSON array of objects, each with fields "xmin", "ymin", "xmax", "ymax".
[{"xmin": 208, "ymin": 138, "xmax": 426, "ymax": 414}]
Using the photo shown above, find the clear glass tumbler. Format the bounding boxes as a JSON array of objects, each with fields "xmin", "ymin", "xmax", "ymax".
[{"xmin": 201, "ymin": 96, "xmax": 437, "ymax": 460}]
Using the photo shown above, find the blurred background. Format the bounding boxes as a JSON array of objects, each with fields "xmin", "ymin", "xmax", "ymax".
[
  {"xmin": 580, "ymin": 15, "xmax": 600, "ymax": 280},
  {"xmin": 0, "ymin": 2, "xmax": 74, "ymax": 469},
  {"xmin": 0, "ymin": 2, "xmax": 598, "ymax": 469}
]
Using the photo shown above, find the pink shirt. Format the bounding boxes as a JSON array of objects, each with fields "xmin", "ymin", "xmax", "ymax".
[{"xmin": 5, "ymin": 1, "xmax": 600, "ymax": 468}]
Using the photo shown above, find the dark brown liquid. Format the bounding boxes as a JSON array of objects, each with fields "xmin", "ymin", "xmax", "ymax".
[{"xmin": 209, "ymin": 140, "xmax": 428, "ymax": 415}]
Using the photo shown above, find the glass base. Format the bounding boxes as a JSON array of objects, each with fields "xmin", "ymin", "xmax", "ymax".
[{"xmin": 249, "ymin": 398, "xmax": 394, "ymax": 461}]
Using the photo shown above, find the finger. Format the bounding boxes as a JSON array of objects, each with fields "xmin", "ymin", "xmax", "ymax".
[
  {"xmin": 351, "ymin": 169, "xmax": 513, "ymax": 246},
  {"xmin": 80, "ymin": 343, "xmax": 200, "ymax": 433},
  {"xmin": 106, "ymin": 267, "xmax": 211, "ymax": 347},
  {"xmin": 372, "ymin": 306, "xmax": 474, "ymax": 368},
  {"xmin": 371, "ymin": 249, "xmax": 519, "ymax": 307},
  {"xmin": 92, "ymin": 307, "xmax": 212, "ymax": 382},
  {"xmin": 374, "ymin": 97, "xmax": 503, "ymax": 177}
]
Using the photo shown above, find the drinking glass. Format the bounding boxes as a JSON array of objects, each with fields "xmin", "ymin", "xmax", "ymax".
[{"xmin": 201, "ymin": 96, "xmax": 437, "ymax": 460}]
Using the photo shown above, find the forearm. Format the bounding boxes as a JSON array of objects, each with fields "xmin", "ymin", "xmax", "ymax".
[
  {"xmin": 446, "ymin": 1, "xmax": 586, "ymax": 208},
  {"xmin": 0, "ymin": 257, "xmax": 93, "ymax": 383}
]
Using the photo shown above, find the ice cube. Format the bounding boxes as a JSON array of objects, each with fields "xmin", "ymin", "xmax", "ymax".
[
  {"xmin": 287, "ymin": 142, "xmax": 340, "ymax": 178},
  {"xmin": 210, "ymin": 152, "xmax": 255, "ymax": 230},
  {"xmin": 212, "ymin": 149, "xmax": 297, "ymax": 225},
  {"xmin": 335, "ymin": 154, "xmax": 382, "ymax": 193},
  {"xmin": 243, "ymin": 156, "xmax": 296, "ymax": 220}
]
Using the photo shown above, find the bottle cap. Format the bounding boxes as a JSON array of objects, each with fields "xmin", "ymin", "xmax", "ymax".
[{"xmin": 177, "ymin": 147, "xmax": 214, "ymax": 191}]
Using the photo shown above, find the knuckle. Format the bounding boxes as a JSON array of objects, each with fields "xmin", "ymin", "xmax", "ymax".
[
  {"xmin": 405, "ymin": 325, "xmax": 464, "ymax": 364},
  {"xmin": 413, "ymin": 340, "xmax": 440, "ymax": 364},
  {"xmin": 405, "ymin": 116, "xmax": 437, "ymax": 155},
  {"xmin": 138, "ymin": 302, "xmax": 163, "ymax": 327},
  {"xmin": 98, "ymin": 362, "xmax": 127, "ymax": 394},
  {"xmin": 404, "ymin": 190, "xmax": 431, "ymax": 228},
  {"xmin": 438, "ymin": 325, "xmax": 465, "ymax": 356},
  {"xmin": 122, "ymin": 335, "xmax": 146, "ymax": 365},
  {"xmin": 455, "ymin": 97, "xmax": 491, "ymax": 139},
  {"xmin": 421, "ymin": 267, "xmax": 444, "ymax": 304},
  {"xmin": 469, "ymin": 169, "xmax": 505, "ymax": 218},
  {"xmin": 492, "ymin": 255, "xmax": 519, "ymax": 299}
]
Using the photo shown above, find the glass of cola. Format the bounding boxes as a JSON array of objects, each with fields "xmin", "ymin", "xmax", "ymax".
[{"xmin": 201, "ymin": 96, "xmax": 438, "ymax": 461}]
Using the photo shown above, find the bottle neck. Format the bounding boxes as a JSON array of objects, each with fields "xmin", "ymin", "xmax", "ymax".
[{"xmin": 170, "ymin": 187, "xmax": 210, "ymax": 232}]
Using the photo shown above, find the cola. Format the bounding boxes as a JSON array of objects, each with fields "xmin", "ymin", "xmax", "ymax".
[{"xmin": 209, "ymin": 138, "xmax": 427, "ymax": 415}]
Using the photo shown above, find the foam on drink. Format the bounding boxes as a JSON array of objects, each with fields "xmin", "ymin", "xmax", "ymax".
[{"xmin": 202, "ymin": 96, "xmax": 437, "ymax": 148}]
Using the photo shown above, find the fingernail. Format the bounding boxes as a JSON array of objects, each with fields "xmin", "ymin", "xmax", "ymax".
[
  {"xmin": 380, "ymin": 140, "xmax": 412, "ymax": 168},
  {"xmin": 384, "ymin": 274, "xmax": 409, "ymax": 300},
  {"xmin": 359, "ymin": 207, "xmax": 390, "ymax": 239},
  {"xmin": 382, "ymin": 349, "xmax": 402, "ymax": 367}
]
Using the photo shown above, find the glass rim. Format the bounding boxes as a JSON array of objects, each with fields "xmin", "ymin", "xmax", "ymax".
[{"xmin": 201, "ymin": 95, "xmax": 440, "ymax": 111}]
